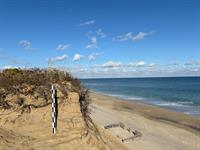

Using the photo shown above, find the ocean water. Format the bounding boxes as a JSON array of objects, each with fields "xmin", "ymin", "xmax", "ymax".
[{"xmin": 81, "ymin": 77, "xmax": 200, "ymax": 117}]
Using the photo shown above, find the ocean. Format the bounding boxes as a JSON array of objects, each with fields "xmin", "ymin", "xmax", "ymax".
[{"xmin": 81, "ymin": 77, "xmax": 200, "ymax": 117}]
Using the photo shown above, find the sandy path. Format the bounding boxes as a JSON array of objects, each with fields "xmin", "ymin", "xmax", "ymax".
[{"xmin": 90, "ymin": 92, "xmax": 200, "ymax": 150}]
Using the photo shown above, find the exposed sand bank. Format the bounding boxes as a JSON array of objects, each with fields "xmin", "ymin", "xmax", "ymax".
[
  {"xmin": 0, "ymin": 92, "xmax": 109, "ymax": 150},
  {"xmin": 0, "ymin": 69, "xmax": 116, "ymax": 150},
  {"xmin": 90, "ymin": 92, "xmax": 200, "ymax": 150}
]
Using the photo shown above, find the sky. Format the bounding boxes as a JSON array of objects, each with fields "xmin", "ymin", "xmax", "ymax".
[{"xmin": 0, "ymin": 0, "xmax": 200, "ymax": 78}]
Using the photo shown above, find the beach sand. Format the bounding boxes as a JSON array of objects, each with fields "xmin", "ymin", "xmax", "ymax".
[{"xmin": 90, "ymin": 92, "xmax": 200, "ymax": 150}]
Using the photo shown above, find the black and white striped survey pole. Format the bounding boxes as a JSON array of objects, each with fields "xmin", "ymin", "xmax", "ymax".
[{"xmin": 51, "ymin": 85, "xmax": 56, "ymax": 134}]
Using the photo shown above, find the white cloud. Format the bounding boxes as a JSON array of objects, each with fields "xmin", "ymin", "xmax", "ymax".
[
  {"xmin": 88, "ymin": 52, "xmax": 103, "ymax": 61},
  {"xmin": 114, "ymin": 31, "xmax": 154, "ymax": 42},
  {"xmin": 56, "ymin": 44, "xmax": 70, "ymax": 50},
  {"xmin": 86, "ymin": 37, "xmax": 97, "ymax": 49},
  {"xmin": 86, "ymin": 30, "xmax": 93, "ymax": 37},
  {"xmin": 91, "ymin": 37, "xmax": 97, "ymax": 43},
  {"xmin": 114, "ymin": 32, "xmax": 133, "ymax": 41},
  {"xmin": 149, "ymin": 63, "xmax": 156, "ymax": 67},
  {"xmin": 101, "ymin": 61, "xmax": 122, "ymax": 68},
  {"xmin": 88, "ymin": 54, "xmax": 96, "ymax": 61},
  {"xmin": 73, "ymin": 53, "xmax": 83, "ymax": 61},
  {"xmin": 96, "ymin": 29, "xmax": 106, "ymax": 38},
  {"xmin": 19, "ymin": 40, "xmax": 33, "ymax": 50},
  {"xmin": 3, "ymin": 65, "xmax": 18, "ymax": 69},
  {"xmin": 136, "ymin": 61, "xmax": 146, "ymax": 66},
  {"xmin": 86, "ymin": 29, "xmax": 106, "ymax": 39},
  {"xmin": 50, "ymin": 54, "xmax": 68, "ymax": 62},
  {"xmin": 60, "ymin": 60, "xmax": 200, "ymax": 78},
  {"xmin": 129, "ymin": 61, "xmax": 146, "ymax": 67},
  {"xmin": 85, "ymin": 29, "xmax": 105, "ymax": 49},
  {"xmin": 184, "ymin": 60, "xmax": 200, "ymax": 66},
  {"xmin": 132, "ymin": 32, "xmax": 150, "ymax": 41},
  {"xmin": 80, "ymin": 20, "xmax": 95, "ymax": 26}
]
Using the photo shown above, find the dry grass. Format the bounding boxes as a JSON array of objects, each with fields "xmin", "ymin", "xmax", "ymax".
[
  {"xmin": 0, "ymin": 68, "xmax": 90, "ymax": 119},
  {"xmin": 0, "ymin": 68, "xmax": 81, "ymax": 92}
]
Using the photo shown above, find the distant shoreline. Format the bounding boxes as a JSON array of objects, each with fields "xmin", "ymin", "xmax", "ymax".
[
  {"xmin": 80, "ymin": 76, "xmax": 200, "ymax": 80},
  {"xmin": 88, "ymin": 89, "xmax": 200, "ymax": 117},
  {"xmin": 81, "ymin": 77, "xmax": 200, "ymax": 118}
]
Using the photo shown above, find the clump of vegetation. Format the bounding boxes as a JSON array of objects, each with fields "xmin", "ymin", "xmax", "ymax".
[
  {"xmin": 0, "ymin": 68, "xmax": 81, "ymax": 93},
  {"xmin": 0, "ymin": 68, "xmax": 90, "ymax": 119}
]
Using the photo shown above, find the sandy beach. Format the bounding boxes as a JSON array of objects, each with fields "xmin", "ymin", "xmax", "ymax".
[{"xmin": 90, "ymin": 92, "xmax": 200, "ymax": 150}]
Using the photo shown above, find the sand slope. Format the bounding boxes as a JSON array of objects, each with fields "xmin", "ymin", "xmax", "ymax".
[{"xmin": 0, "ymin": 92, "xmax": 110, "ymax": 150}]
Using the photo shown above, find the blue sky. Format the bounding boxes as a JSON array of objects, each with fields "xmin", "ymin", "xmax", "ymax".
[{"xmin": 0, "ymin": 0, "xmax": 200, "ymax": 78}]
